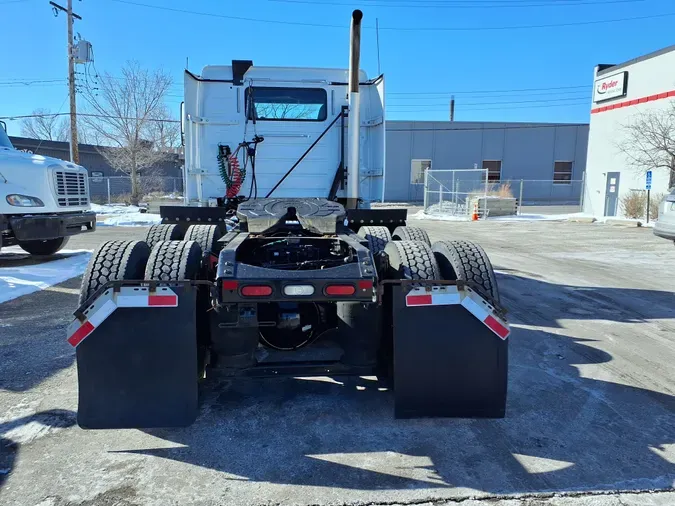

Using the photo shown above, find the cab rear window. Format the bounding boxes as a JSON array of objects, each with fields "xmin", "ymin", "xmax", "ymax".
[{"xmin": 245, "ymin": 87, "xmax": 327, "ymax": 122}]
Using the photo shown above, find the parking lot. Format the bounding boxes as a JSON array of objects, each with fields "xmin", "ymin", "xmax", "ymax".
[{"xmin": 1, "ymin": 219, "xmax": 674, "ymax": 506}]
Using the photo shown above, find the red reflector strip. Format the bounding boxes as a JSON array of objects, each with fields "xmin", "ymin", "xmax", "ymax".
[
  {"xmin": 484, "ymin": 315, "xmax": 510, "ymax": 340},
  {"xmin": 358, "ymin": 280, "xmax": 373, "ymax": 290},
  {"xmin": 222, "ymin": 280, "xmax": 238, "ymax": 290},
  {"xmin": 67, "ymin": 321, "xmax": 95, "ymax": 347},
  {"xmin": 406, "ymin": 294, "xmax": 433, "ymax": 306},
  {"xmin": 325, "ymin": 285, "xmax": 356, "ymax": 296},
  {"xmin": 241, "ymin": 285, "xmax": 273, "ymax": 296},
  {"xmin": 148, "ymin": 294, "xmax": 178, "ymax": 306}
]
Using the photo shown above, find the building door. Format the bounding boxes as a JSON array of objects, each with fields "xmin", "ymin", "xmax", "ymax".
[{"xmin": 604, "ymin": 172, "xmax": 620, "ymax": 216}]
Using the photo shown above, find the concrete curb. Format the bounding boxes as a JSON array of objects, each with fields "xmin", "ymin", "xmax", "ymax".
[{"xmin": 568, "ymin": 217, "xmax": 597, "ymax": 223}]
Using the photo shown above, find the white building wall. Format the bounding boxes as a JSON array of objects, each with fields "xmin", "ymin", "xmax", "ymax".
[{"xmin": 584, "ymin": 47, "xmax": 675, "ymax": 217}]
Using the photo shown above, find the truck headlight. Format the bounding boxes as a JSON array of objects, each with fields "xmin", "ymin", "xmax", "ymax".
[{"xmin": 6, "ymin": 194, "xmax": 45, "ymax": 207}]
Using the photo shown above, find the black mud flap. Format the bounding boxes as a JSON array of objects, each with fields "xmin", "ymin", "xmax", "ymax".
[
  {"xmin": 75, "ymin": 285, "xmax": 198, "ymax": 429},
  {"xmin": 391, "ymin": 284, "xmax": 508, "ymax": 418}
]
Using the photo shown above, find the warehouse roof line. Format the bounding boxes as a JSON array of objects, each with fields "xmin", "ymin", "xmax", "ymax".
[{"xmin": 597, "ymin": 44, "xmax": 675, "ymax": 76}]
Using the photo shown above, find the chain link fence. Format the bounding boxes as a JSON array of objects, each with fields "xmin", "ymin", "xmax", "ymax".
[
  {"xmin": 423, "ymin": 169, "xmax": 488, "ymax": 217},
  {"xmin": 89, "ymin": 176, "xmax": 184, "ymax": 204},
  {"xmin": 423, "ymin": 170, "xmax": 586, "ymax": 219}
]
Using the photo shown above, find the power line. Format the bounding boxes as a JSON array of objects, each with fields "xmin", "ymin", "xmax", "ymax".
[
  {"xmin": 110, "ymin": 0, "xmax": 675, "ymax": 31},
  {"xmin": 268, "ymin": 0, "xmax": 645, "ymax": 9},
  {"xmin": 386, "ymin": 96, "xmax": 591, "ymax": 107},
  {"xmin": 389, "ymin": 100, "xmax": 590, "ymax": 111},
  {"xmin": 388, "ymin": 85, "xmax": 591, "ymax": 95},
  {"xmin": 388, "ymin": 91, "xmax": 590, "ymax": 101},
  {"xmin": 0, "ymin": 112, "xmax": 180, "ymax": 123}
]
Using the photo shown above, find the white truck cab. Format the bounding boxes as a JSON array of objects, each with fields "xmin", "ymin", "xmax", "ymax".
[
  {"xmin": 182, "ymin": 61, "xmax": 385, "ymax": 208},
  {"xmin": 0, "ymin": 122, "xmax": 95, "ymax": 255}
]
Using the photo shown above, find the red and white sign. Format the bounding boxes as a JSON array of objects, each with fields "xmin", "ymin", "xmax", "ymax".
[{"xmin": 593, "ymin": 72, "xmax": 627, "ymax": 103}]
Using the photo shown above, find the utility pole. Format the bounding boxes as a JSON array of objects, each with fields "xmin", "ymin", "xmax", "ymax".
[
  {"xmin": 450, "ymin": 95, "xmax": 455, "ymax": 121},
  {"xmin": 50, "ymin": 1, "xmax": 82, "ymax": 164}
]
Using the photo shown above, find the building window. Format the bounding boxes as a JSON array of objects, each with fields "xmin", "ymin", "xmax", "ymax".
[
  {"xmin": 483, "ymin": 160, "xmax": 502, "ymax": 182},
  {"xmin": 553, "ymin": 161, "xmax": 573, "ymax": 184},
  {"xmin": 411, "ymin": 159, "xmax": 431, "ymax": 184},
  {"xmin": 246, "ymin": 87, "xmax": 327, "ymax": 122}
]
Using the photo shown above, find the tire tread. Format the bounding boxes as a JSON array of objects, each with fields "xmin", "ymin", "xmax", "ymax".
[
  {"xmin": 392, "ymin": 226, "xmax": 431, "ymax": 245},
  {"xmin": 432, "ymin": 239, "xmax": 500, "ymax": 303},
  {"xmin": 385, "ymin": 240, "xmax": 440, "ymax": 280}
]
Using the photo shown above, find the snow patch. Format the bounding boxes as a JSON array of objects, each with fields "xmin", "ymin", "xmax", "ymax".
[
  {"xmin": 0, "ymin": 249, "xmax": 91, "ymax": 303},
  {"xmin": 92, "ymin": 203, "xmax": 162, "ymax": 227},
  {"xmin": 412, "ymin": 209, "xmax": 594, "ymax": 222}
]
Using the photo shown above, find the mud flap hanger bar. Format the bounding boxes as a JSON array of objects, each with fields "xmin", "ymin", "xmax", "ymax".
[
  {"xmin": 69, "ymin": 280, "xmax": 215, "ymax": 348},
  {"xmin": 381, "ymin": 279, "xmax": 510, "ymax": 340}
]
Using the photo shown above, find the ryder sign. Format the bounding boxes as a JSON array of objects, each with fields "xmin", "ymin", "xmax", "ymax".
[{"xmin": 593, "ymin": 72, "xmax": 628, "ymax": 103}]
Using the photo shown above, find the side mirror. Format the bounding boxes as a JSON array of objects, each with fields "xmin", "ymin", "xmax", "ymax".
[
  {"xmin": 180, "ymin": 102, "xmax": 185, "ymax": 147},
  {"xmin": 0, "ymin": 121, "xmax": 6, "ymax": 133}
]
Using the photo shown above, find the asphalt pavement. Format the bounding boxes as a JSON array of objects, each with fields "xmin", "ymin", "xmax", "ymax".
[{"xmin": 1, "ymin": 219, "xmax": 674, "ymax": 506}]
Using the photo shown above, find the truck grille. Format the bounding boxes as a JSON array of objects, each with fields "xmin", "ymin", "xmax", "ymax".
[{"xmin": 54, "ymin": 170, "xmax": 89, "ymax": 207}]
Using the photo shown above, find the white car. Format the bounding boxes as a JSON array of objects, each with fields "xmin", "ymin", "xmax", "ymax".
[
  {"xmin": 0, "ymin": 122, "xmax": 95, "ymax": 255},
  {"xmin": 653, "ymin": 189, "xmax": 675, "ymax": 244}
]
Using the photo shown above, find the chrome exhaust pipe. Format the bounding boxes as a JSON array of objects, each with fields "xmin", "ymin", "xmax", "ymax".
[{"xmin": 348, "ymin": 9, "xmax": 363, "ymax": 203}]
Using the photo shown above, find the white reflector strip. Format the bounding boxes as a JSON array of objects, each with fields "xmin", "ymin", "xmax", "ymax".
[
  {"xmin": 88, "ymin": 299, "xmax": 117, "ymax": 327},
  {"xmin": 116, "ymin": 287, "xmax": 178, "ymax": 308},
  {"xmin": 405, "ymin": 286, "xmax": 461, "ymax": 307},
  {"xmin": 405, "ymin": 284, "xmax": 510, "ymax": 340}
]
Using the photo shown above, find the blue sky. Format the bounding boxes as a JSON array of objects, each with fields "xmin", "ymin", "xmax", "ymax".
[{"xmin": 1, "ymin": 0, "xmax": 674, "ymax": 135}]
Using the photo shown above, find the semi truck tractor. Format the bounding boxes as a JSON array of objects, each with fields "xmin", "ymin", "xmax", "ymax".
[
  {"xmin": 0, "ymin": 123, "xmax": 95, "ymax": 255},
  {"xmin": 68, "ymin": 10, "xmax": 510, "ymax": 429}
]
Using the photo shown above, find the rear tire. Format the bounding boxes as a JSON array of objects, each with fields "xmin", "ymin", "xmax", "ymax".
[
  {"xmin": 432, "ymin": 240, "xmax": 500, "ymax": 304},
  {"xmin": 145, "ymin": 224, "xmax": 183, "ymax": 250},
  {"xmin": 144, "ymin": 240, "xmax": 202, "ymax": 281},
  {"xmin": 384, "ymin": 240, "xmax": 440, "ymax": 280},
  {"xmin": 392, "ymin": 226, "xmax": 431, "ymax": 246},
  {"xmin": 184, "ymin": 224, "xmax": 222, "ymax": 256},
  {"xmin": 357, "ymin": 226, "xmax": 391, "ymax": 254},
  {"xmin": 79, "ymin": 240, "xmax": 151, "ymax": 305},
  {"xmin": 19, "ymin": 237, "xmax": 69, "ymax": 256}
]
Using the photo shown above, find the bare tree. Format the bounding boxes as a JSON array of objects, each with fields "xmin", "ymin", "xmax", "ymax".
[
  {"xmin": 253, "ymin": 102, "xmax": 318, "ymax": 120},
  {"xmin": 146, "ymin": 105, "xmax": 181, "ymax": 150},
  {"xmin": 20, "ymin": 109, "xmax": 62, "ymax": 140},
  {"xmin": 619, "ymin": 101, "xmax": 675, "ymax": 188},
  {"xmin": 20, "ymin": 109, "xmax": 90, "ymax": 144},
  {"xmin": 81, "ymin": 61, "xmax": 174, "ymax": 205}
]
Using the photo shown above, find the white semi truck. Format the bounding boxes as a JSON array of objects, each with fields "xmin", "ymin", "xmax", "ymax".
[
  {"xmin": 0, "ymin": 122, "xmax": 95, "ymax": 255},
  {"xmin": 68, "ymin": 10, "xmax": 510, "ymax": 429}
]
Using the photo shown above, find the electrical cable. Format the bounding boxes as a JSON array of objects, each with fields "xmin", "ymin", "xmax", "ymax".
[{"xmin": 110, "ymin": 0, "xmax": 675, "ymax": 31}]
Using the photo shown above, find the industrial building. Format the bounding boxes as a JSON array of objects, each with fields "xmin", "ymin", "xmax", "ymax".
[
  {"xmin": 584, "ymin": 45, "xmax": 675, "ymax": 217},
  {"xmin": 384, "ymin": 121, "xmax": 589, "ymax": 203}
]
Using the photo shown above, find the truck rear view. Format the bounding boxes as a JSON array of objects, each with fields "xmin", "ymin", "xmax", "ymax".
[{"xmin": 68, "ymin": 10, "xmax": 510, "ymax": 429}]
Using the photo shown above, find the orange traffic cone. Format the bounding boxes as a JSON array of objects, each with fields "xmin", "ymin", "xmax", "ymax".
[{"xmin": 471, "ymin": 201, "xmax": 479, "ymax": 221}]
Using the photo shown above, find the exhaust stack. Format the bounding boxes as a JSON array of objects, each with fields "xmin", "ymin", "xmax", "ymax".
[{"xmin": 348, "ymin": 9, "xmax": 363, "ymax": 204}]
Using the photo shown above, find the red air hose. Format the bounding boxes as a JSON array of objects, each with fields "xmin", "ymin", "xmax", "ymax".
[{"xmin": 226, "ymin": 155, "xmax": 243, "ymax": 198}]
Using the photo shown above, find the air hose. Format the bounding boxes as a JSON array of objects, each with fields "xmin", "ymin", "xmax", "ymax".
[{"xmin": 217, "ymin": 144, "xmax": 246, "ymax": 198}]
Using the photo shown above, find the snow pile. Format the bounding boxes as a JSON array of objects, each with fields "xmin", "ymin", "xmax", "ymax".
[
  {"xmin": 412, "ymin": 209, "xmax": 589, "ymax": 222},
  {"xmin": 0, "ymin": 248, "xmax": 91, "ymax": 303},
  {"xmin": 91, "ymin": 203, "xmax": 162, "ymax": 227}
]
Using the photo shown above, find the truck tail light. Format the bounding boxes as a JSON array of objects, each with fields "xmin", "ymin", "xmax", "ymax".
[
  {"xmin": 241, "ymin": 285, "xmax": 273, "ymax": 297},
  {"xmin": 222, "ymin": 280, "xmax": 239, "ymax": 291},
  {"xmin": 325, "ymin": 285, "xmax": 356, "ymax": 296},
  {"xmin": 283, "ymin": 285, "xmax": 315, "ymax": 296}
]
